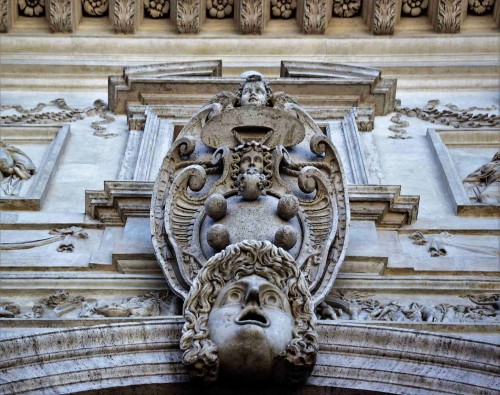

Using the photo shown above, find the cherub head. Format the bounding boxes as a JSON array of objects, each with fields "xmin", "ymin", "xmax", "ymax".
[
  {"xmin": 237, "ymin": 74, "xmax": 273, "ymax": 107},
  {"xmin": 180, "ymin": 240, "xmax": 318, "ymax": 385}
]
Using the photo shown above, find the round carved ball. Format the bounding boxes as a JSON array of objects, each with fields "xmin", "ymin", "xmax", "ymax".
[
  {"xmin": 205, "ymin": 193, "xmax": 227, "ymax": 220},
  {"xmin": 207, "ymin": 224, "xmax": 230, "ymax": 251},
  {"xmin": 274, "ymin": 225, "xmax": 298, "ymax": 250},
  {"xmin": 277, "ymin": 194, "xmax": 299, "ymax": 220}
]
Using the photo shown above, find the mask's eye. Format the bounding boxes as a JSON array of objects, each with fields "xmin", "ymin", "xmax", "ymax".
[
  {"xmin": 262, "ymin": 290, "xmax": 283, "ymax": 309},
  {"xmin": 223, "ymin": 288, "xmax": 244, "ymax": 305}
]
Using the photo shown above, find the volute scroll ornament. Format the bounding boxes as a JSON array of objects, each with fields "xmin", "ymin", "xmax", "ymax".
[{"xmin": 151, "ymin": 73, "xmax": 350, "ymax": 384}]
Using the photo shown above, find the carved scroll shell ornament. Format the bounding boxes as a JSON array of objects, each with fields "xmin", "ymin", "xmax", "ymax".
[{"xmin": 151, "ymin": 75, "xmax": 349, "ymax": 305}]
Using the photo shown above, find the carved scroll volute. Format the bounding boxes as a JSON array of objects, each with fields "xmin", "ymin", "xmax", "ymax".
[
  {"xmin": 428, "ymin": 0, "xmax": 467, "ymax": 33},
  {"xmin": 109, "ymin": 0, "xmax": 142, "ymax": 34},
  {"xmin": 172, "ymin": 0, "xmax": 205, "ymax": 33},
  {"xmin": 362, "ymin": 0, "xmax": 401, "ymax": 35},
  {"xmin": 46, "ymin": 0, "xmax": 82, "ymax": 33},
  {"xmin": 235, "ymin": 0, "xmax": 269, "ymax": 34},
  {"xmin": 0, "ymin": 0, "xmax": 12, "ymax": 33},
  {"xmin": 298, "ymin": 0, "xmax": 332, "ymax": 34}
]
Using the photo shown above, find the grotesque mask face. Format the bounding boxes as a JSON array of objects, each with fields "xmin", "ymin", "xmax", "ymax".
[
  {"xmin": 240, "ymin": 149, "xmax": 264, "ymax": 174},
  {"xmin": 240, "ymin": 81, "xmax": 268, "ymax": 107},
  {"xmin": 207, "ymin": 274, "xmax": 294, "ymax": 381}
]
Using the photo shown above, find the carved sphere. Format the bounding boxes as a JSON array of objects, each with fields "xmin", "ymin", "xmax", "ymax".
[
  {"xmin": 274, "ymin": 225, "xmax": 298, "ymax": 250},
  {"xmin": 277, "ymin": 194, "xmax": 299, "ymax": 220},
  {"xmin": 205, "ymin": 193, "xmax": 227, "ymax": 220},
  {"xmin": 207, "ymin": 224, "xmax": 230, "ymax": 251}
]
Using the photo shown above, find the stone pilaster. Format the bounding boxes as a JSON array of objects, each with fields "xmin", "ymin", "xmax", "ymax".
[
  {"xmin": 362, "ymin": 0, "xmax": 402, "ymax": 35},
  {"xmin": 428, "ymin": 0, "xmax": 467, "ymax": 33},
  {"xmin": 109, "ymin": 0, "xmax": 142, "ymax": 34},
  {"xmin": 171, "ymin": 0, "xmax": 205, "ymax": 34},
  {"xmin": 235, "ymin": 0, "xmax": 269, "ymax": 34},
  {"xmin": 298, "ymin": 0, "xmax": 332, "ymax": 34}
]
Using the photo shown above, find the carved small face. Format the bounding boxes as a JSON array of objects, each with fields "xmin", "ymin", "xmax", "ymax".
[
  {"xmin": 240, "ymin": 81, "xmax": 267, "ymax": 107},
  {"xmin": 240, "ymin": 149, "xmax": 264, "ymax": 174},
  {"xmin": 207, "ymin": 274, "xmax": 294, "ymax": 381}
]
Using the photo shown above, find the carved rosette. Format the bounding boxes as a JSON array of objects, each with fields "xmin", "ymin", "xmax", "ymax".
[
  {"xmin": 19, "ymin": 0, "xmax": 45, "ymax": 16},
  {"xmin": 239, "ymin": 0, "xmax": 264, "ymax": 33},
  {"xmin": 333, "ymin": 0, "xmax": 361, "ymax": 17},
  {"xmin": 371, "ymin": 0, "xmax": 397, "ymax": 34},
  {"xmin": 402, "ymin": 0, "xmax": 429, "ymax": 16},
  {"xmin": 468, "ymin": 0, "xmax": 494, "ymax": 14},
  {"xmin": 176, "ymin": 0, "xmax": 200, "ymax": 33},
  {"xmin": 83, "ymin": 0, "xmax": 108, "ymax": 16},
  {"xmin": 271, "ymin": 0, "xmax": 296, "ymax": 18},
  {"xmin": 144, "ymin": 0, "xmax": 169, "ymax": 18},
  {"xmin": 112, "ymin": 0, "xmax": 136, "ymax": 32},
  {"xmin": 207, "ymin": 0, "xmax": 232, "ymax": 18},
  {"xmin": 302, "ymin": 0, "xmax": 328, "ymax": 33}
]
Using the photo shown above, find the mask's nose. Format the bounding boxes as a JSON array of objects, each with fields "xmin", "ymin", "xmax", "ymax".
[{"xmin": 245, "ymin": 286, "xmax": 260, "ymax": 306}]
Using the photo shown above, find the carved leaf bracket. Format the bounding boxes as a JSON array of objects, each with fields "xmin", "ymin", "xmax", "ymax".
[
  {"xmin": 172, "ymin": 0, "xmax": 205, "ymax": 33},
  {"xmin": 47, "ymin": 0, "xmax": 82, "ymax": 33},
  {"xmin": 110, "ymin": 0, "xmax": 142, "ymax": 33},
  {"xmin": 362, "ymin": 0, "xmax": 402, "ymax": 35},
  {"xmin": 299, "ymin": 0, "xmax": 331, "ymax": 33},
  {"xmin": 428, "ymin": 0, "xmax": 467, "ymax": 33}
]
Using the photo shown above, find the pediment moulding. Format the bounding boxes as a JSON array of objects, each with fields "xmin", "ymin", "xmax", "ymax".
[
  {"xmin": 86, "ymin": 181, "xmax": 419, "ymax": 228},
  {"xmin": 0, "ymin": 320, "xmax": 498, "ymax": 394},
  {"xmin": 108, "ymin": 60, "xmax": 396, "ymax": 115},
  {"xmin": 1, "ymin": 0, "xmax": 498, "ymax": 33}
]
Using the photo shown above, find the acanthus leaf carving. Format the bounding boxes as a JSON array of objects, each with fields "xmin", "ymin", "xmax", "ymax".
[
  {"xmin": 302, "ymin": 0, "xmax": 327, "ymax": 33},
  {"xmin": 371, "ymin": 0, "xmax": 397, "ymax": 35},
  {"xmin": 435, "ymin": 0, "xmax": 463, "ymax": 33},
  {"xmin": 47, "ymin": 0, "xmax": 73, "ymax": 32},
  {"xmin": 240, "ymin": 0, "xmax": 263, "ymax": 34},
  {"xmin": 176, "ymin": 0, "xmax": 200, "ymax": 33},
  {"xmin": 112, "ymin": 0, "xmax": 136, "ymax": 33},
  {"xmin": 0, "ymin": 0, "xmax": 8, "ymax": 33}
]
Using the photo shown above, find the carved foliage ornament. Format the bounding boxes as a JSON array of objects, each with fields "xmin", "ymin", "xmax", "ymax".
[
  {"xmin": 271, "ymin": 0, "xmax": 296, "ymax": 19},
  {"xmin": 240, "ymin": 0, "xmax": 263, "ymax": 33},
  {"xmin": 303, "ymin": 0, "xmax": 328, "ymax": 33},
  {"xmin": 113, "ymin": 0, "xmax": 136, "ymax": 32},
  {"xmin": 177, "ymin": 0, "xmax": 200, "ymax": 33},
  {"xmin": 47, "ymin": 0, "xmax": 72, "ymax": 32},
  {"xmin": 18, "ymin": 0, "xmax": 45, "ymax": 16},
  {"xmin": 151, "ymin": 74, "xmax": 349, "ymax": 384},
  {"xmin": 436, "ymin": 0, "xmax": 462, "ymax": 33},
  {"xmin": 1, "ymin": 0, "xmax": 8, "ymax": 32},
  {"xmin": 468, "ymin": 0, "xmax": 494, "ymax": 14},
  {"xmin": 372, "ymin": 0, "xmax": 396, "ymax": 34}
]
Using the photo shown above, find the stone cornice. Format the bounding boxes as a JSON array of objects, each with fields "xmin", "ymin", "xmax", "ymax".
[{"xmin": 85, "ymin": 181, "xmax": 419, "ymax": 228}]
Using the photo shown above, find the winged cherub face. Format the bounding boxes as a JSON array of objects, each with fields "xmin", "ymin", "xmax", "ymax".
[
  {"xmin": 207, "ymin": 274, "xmax": 294, "ymax": 381},
  {"xmin": 240, "ymin": 81, "xmax": 268, "ymax": 107}
]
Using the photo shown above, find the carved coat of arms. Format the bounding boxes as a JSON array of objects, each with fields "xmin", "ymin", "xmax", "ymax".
[{"xmin": 151, "ymin": 74, "xmax": 349, "ymax": 384}]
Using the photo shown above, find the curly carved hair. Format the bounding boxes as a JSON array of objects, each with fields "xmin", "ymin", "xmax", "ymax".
[
  {"xmin": 230, "ymin": 142, "xmax": 273, "ymax": 190},
  {"xmin": 180, "ymin": 240, "xmax": 318, "ymax": 384},
  {"xmin": 236, "ymin": 74, "xmax": 273, "ymax": 107}
]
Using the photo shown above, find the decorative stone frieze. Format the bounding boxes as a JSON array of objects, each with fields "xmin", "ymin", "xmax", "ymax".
[
  {"xmin": 333, "ymin": 0, "xmax": 361, "ymax": 17},
  {"xmin": 144, "ymin": 0, "xmax": 169, "ymax": 17},
  {"xmin": 363, "ymin": 0, "xmax": 401, "ymax": 35},
  {"xmin": 429, "ymin": 0, "xmax": 467, "ymax": 33},
  {"xmin": 317, "ymin": 291, "xmax": 500, "ymax": 322},
  {"xmin": 236, "ymin": 0, "xmax": 267, "ymax": 34},
  {"xmin": 299, "ymin": 0, "xmax": 332, "ymax": 33},
  {"xmin": 82, "ymin": 0, "xmax": 109, "ymax": 16},
  {"xmin": 172, "ymin": 0, "xmax": 204, "ymax": 33},
  {"xmin": 46, "ymin": 0, "xmax": 81, "ymax": 32},
  {"xmin": 109, "ymin": 0, "xmax": 141, "ymax": 33}
]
